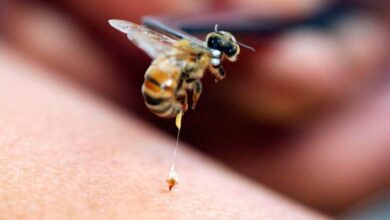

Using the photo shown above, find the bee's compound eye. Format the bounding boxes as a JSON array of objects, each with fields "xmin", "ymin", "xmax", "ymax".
[
  {"xmin": 207, "ymin": 35, "xmax": 223, "ymax": 51},
  {"xmin": 224, "ymin": 43, "xmax": 238, "ymax": 57},
  {"xmin": 211, "ymin": 58, "xmax": 220, "ymax": 67}
]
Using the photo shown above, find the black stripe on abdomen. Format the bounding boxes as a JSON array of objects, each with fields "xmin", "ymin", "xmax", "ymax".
[{"xmin": 143, "ymin": 93, "xmax": 166, "ymax": 106}]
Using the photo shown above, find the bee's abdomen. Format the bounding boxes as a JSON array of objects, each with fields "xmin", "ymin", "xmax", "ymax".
[{"xmin": 142, "ymin": 64, "xmax": 181, "ymax": 118}]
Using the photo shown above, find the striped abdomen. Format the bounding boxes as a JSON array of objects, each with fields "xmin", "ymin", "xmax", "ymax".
[{"xmin": 142, "ymin": 58, "xmax": 183, "ymax": 118}]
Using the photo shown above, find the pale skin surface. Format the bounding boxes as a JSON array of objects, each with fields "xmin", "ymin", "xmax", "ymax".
[
  {"xmin": 1, "ymin": 0, "xmax": 390, "ymax": 217},
  {"xmin": 0, "ymin": 46, "xmax": 327, "ymax": 219}
]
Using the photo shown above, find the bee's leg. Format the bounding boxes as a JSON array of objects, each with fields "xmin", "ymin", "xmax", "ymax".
[
  {"xmin": 216, "ymin": 66, "xmax": 226, "ymax": 82},
  {"xmin": 176, "ymin": 89, "xmax": 189, "ymax": 112},
  {"xmin": 209, "ymin": 66, "xmax": 226, "ymax": 82},
  {"xmin": 189, "ymin": 79, "xmax": 202, "ymax": 110}
]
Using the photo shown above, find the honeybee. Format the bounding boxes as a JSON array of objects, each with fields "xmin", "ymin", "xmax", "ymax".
[{"xmin": 109, "ymin": 19, "xmax": 245, "ymax": 121}]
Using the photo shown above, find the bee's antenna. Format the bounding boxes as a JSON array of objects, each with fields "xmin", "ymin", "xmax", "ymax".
[
  {"xmin": 237, "ymin": 41, "xmax": 256, "ymax": 52},
  {"xmin": 214, "ymin": 24, "xmax": 219, "ymax": 32}
]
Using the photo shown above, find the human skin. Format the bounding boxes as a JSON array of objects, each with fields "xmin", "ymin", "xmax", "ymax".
[{"xmin": 0, "ymin": 46, "xmax": 328, "ymax": 219}]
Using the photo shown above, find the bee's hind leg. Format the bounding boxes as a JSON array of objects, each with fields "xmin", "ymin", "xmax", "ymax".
[
  {"xmin": 189, "ymin": 79, "xmax": 202, "ymax": 110},
  {"xmin": 176, "ymin": 89, "xmax": 189, "ymax": 112}
]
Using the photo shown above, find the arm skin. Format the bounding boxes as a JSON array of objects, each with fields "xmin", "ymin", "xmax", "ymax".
[{"xmin": 0, "ymin": 45, "xmax": 328, "ymax": 220}]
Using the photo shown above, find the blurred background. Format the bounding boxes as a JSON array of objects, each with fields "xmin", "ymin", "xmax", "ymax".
[{"xmin": 1, "ymin": 0, "xmax": 390, "ymax": 218}]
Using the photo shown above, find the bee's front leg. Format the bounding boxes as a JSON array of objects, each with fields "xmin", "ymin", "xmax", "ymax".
[
  {"xmin": 189, "ymin": 79, "xmax": 202, "ymax": 110},
  {"xmin": 209, "ymin": 66, "xmax": 226, "ymax": 82}
]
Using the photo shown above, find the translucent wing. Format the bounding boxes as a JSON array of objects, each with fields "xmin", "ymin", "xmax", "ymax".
[{"xmin": 109, "ymin": 19, "xmax": 204, "ymax": 58}]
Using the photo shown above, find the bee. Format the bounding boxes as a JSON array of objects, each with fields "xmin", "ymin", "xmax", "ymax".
[{"xmin": 109, "ymin": 19, "xmax": 246, "ymax": 121}]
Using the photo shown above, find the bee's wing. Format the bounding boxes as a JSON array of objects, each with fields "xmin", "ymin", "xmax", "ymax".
[{"xmin": 109, "ymin": 19, "xmax": 207, "ymax": 58}]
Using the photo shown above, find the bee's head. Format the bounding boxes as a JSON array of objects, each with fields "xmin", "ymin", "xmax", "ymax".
[{"xmin": 206, "ymin": 30, "xmax": 240, "ymax": 63}]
